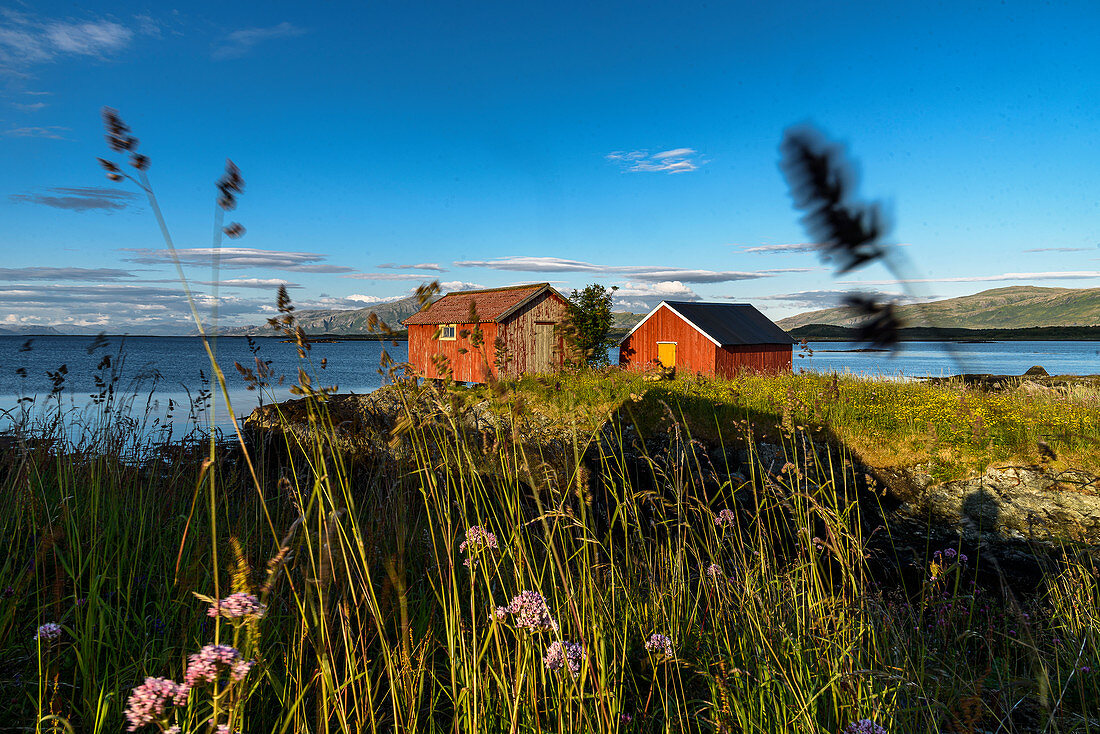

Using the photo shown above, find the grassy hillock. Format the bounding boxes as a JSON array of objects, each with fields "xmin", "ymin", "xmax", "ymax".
[
  {"xmin": 463, "ymin": 369, "xmax": 1100, "ymax": 479},
  {"xmin": 778, "ymin": 286, "xmax": 1100, "ymax": 330}
]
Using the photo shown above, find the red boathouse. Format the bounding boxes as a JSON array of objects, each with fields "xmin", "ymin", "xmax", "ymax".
[
  {"xmin": 403, "ymin": 283, "xmax": 569, "ymax": 383},
  {"xmin": 618, "ymin": 301, "xmax": 794, "ymax": 377}
]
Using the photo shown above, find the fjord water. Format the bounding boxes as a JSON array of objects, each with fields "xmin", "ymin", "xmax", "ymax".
[{"xmin": 1, "ymin": 335, "xmax": 1097, "ymax": 432}]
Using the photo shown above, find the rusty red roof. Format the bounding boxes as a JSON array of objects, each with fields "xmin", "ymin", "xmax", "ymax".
[{"xmin": 403, "ymin": 283, "xmax": 560, "ymax": 326}]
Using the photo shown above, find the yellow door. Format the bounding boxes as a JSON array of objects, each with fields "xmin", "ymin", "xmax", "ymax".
[{"xmin": 658, "ymin": 342, "xmax": 676, "ymax": 368}]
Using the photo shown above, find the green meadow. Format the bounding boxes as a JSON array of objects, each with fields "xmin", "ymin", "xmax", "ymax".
[{"xmin": 2, "ymin": 350, "xmax": 1098, "ymax": 733}]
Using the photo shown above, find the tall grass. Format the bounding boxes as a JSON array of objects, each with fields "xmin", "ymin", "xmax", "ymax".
[{"xmin": 2, "ymin": 356, "xmax": 1098, "ymax": 733}]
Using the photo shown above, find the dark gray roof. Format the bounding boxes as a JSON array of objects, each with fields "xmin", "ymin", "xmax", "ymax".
[{"xmin": 663, "ymin": 301, "xmax": 795, "ymax": 346}]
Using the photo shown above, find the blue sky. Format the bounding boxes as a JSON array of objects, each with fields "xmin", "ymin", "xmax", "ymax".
[{"xmin": 2, "ymin": 0, "xmax": 1099, "ymax": 333}]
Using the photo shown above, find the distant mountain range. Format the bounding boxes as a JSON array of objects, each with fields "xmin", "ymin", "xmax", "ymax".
[
  {"xmin": 212, "ymin": 295, "xmax": 431, "ymax": 336},
  {"xmin": 211, "ymin": 296, "xmax": 647, "ymax": 337},
  {"xmin": 0, "ymin": 325, "xmax": 65, "ymax": 335},
  {"xmin": 776, "ymin": 286, "xmax": 1100, "ymax": 331}
]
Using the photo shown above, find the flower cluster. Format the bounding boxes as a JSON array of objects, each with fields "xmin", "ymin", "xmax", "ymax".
[
  {"xmin": 543, "ymin": 640, "xmax": 585, "ymax": 677},
  {"xmin": 933, "ymin": 547, "xmax": 968, "ymax": 565},
  {"xmin": 714, "ymin": 509, "xmax": 735, "ymax": 528},
  {"xmin": 124, "ymin": 677, "xmax": 189, "ymax": 731},
  {"xmin": 34, "ymin": 622, "xmax": 62, "ymax": 643},
  {"xmin": 459, "ymin": 525, "xmax": 498, "ymax": 568},
  {"xmin": 842, "ymin": 719, "xmax": 887, "ymax": 734},
  {"xmin": 207, "ymin": 592, "xmax": 267, "ymax": 621},
  {"xmin": 645, "ymin": 633, "xmax": 673, "ymax": 658},
  {"xmin": 496, "ymin": 590, "xmax": 558, "ymax": 633},
  {"xmin": 184, "ymin": 644, "xmax": 253, "ymax": 687},
  {"xmin": 705, "ymin": 563, "xmax": 723, "ymax": 580}
]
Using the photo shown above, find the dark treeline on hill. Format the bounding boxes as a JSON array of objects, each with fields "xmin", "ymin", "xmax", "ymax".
[{"xmin": 789, "ymin": 324, "xmax": 1100, "ymax": 341}]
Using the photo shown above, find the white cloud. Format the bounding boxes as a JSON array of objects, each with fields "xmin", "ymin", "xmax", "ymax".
[
  {"xmin": 346, "ymin": 294, "xmax": 403, "ymax": 304},
  {"xmin": 1022, "ymin": 247, "xmax": 1094, "ymax": 253},
  {"xmin": 13, "ymin": 101, "xmax": 47, "ymax": 112},
  {"xmin": 342, "ymin": 272, "xmax": 433, "ymax": 281},
  {"xmin": 605, "ymin": 148, "xmax": 705, "ymax": 174},
  {"xmin": 377, "ymin": 262, "xmax": 446, "ymax": 272},
  {"xmin": 121, "ymin": 247, "xmax": 354, "ymax": 273},
  {"xmin": 0, "ymin": 266, "xmax": 136, "ymax": 281},
  {"xmin": 44, "ymin": 21, "xmax": 132, "ymax": 55},
  {"xmin": 740, "ymin": 243, "xmax": 819, "ymax": 255},
  {"xmin": 199, "ymin": 278, "xmax": 301, "ymax": 289},
  {"xmin": 3, "ymin": 125, "xmax": 69, "ymax": 139},
  {"xmin": 212, "ymin": 22, "xmax": 306, "ymax": 60},
  {"xmin": 11, "ymin": 185, "xmax": 137, "ymax": 210},
  {"xmin": 0, "ymin": 13, "xmax": 134, "ymax": 68},
  {"xmin": 436, "ymin": 281, "xmax": 483, "ymax": 292},
  {"xmin": 454, "ymin": 256, "xmax": 782, "ymax": 284},
  {"xmin": 843, "ymin": 271, "xmax": 1100, "ymax": 285}
]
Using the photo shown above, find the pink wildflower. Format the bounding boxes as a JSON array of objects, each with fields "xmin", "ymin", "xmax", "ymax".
[
  {"xmin": 184, "ymin": 644, "xmax": 252, "ymax": 687},
  {"xmin": 714, "ymin": 509, "xmax": 735, "ymax": 528},
  {"xmin": 705, "ymin": 563, "xmax": 723, "ymax": 579},
  {"xmin": 645, "ymin": 633, "xmax": 673, "ymax": 658},
  {"xmin": 499, "ymin": 590, "xmax": 558, "ymax": 633},
  {"xmin": 34, "ymin": 622, "xmax": 62, "ymax": 643},
  {"xmin": 207, "ymin": 592, "xmax": 266, "ymax": 620},
  {"xmin": 842, "ymin": 720, "xmax": 887, "ymax": 734},
  {"xmin": 459, "ymin": 525, "xmax": 498, "ymax": 568},
  {"xmin": 124, "ymin": 677, "xmax": 189, "ymax": 731},
  {"xmin": 543, "ymin": 640, "xmax": 585, "ymax": 677}
]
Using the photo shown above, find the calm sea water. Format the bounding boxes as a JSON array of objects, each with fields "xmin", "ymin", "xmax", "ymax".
[{"xmin": 1, "ymin": 335, "xmax": 1097, "ymax": 432}]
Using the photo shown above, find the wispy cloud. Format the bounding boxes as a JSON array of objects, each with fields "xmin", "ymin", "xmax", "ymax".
[
  {"xmin": 843, "ymin": 271, "xmax": 1100, "ymax": 285},
  {"xmin": 121, "ymin": 247, "xmax": 355, "ymax": 273},
  {"xmin": 435, "ymin": 281, "xmax": 483, "ymax": 292},
  {"xmin": 198, "ymin": 278, "xmax": 301, "ymax": 289},
  {"xmin": 1022, "ymin": 247, "xmax": 1094, "ymax": 253},
  {"xmin": 606, "ymin": 148, "xmax": 705, "ymax": 174},
  {"xmin": 212, "ymin": 22, "xmax": 306, "ymax": 60},
  {"xmin": 10, "ymin": 186, "xmax": 138, "ymax": 211},
  {"xmin": 12, "ymin": 101, "xmax": 47, "ymax": 112},
  {"xmin": 378, "ymin": 262, "xmax": 445, "ymax": 272},
  {"xmin": 0, "ymin": 12, "xmax": 134, "ymax": 69},
  {"xmin": 740, "ymin": 243, "xmax": 819, "ymax": 255},
  {"xmin": 0, "ymin": 267, "xmax": 137, "ymax": 281},
  {"xmin": 343, "ymin": 272, "xmax": 435, "ymax": 281},
  {"xmin": 346, "ymin": 294, "xmax": 404, "ymax": 304},
  {"xmin": 454, "ymin": 256, "xmax": 784, "ymax": 284},
  {"xmin": 612, "ymin": 280, "xmax": 700, "ymax": 311},
  {"xmin": 3, "ymin": 125, "xmax": 69, "ymax": 139},
  {"xmin": 0, "ymin": 282, "xmax": 282, "ymax": 333}
]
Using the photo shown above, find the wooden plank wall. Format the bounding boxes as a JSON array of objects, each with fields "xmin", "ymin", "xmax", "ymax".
[
  {"xmin": 408, "ymin": 322, "xmax": 499, "ymax": 382},
  {"xmin": 618, "ymin": 305, "xmax": 717, "ymax": 375},
  {"xmin": 714, "ymin": 344, "xmax": 792, "ymax": 376},
  {"xmin": 498, "ymin": 292, "xmax": 568, "ymax": 377}
]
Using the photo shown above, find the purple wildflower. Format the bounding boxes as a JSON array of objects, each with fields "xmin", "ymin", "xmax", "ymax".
[
  {"xmin": 714, "ymin": 509, "xmax": 735, "ymax": 528},
  {"xmin": 499, "ymin": 590, "xmax": 558, "ymax": 633},
  {"xmin": 207, "ymin": 592, "xmax": 266, "ymax": 620},
  {"xmin": 124, "ymin": 677, "xmax": 189, "ymax": 731},
  {"xmin": 842, "ymin": 719, "xmax": 887, "ymax": 734},
  {"xmin": 706, "ymin": 563, "xmax": 723, "ymax": 580},
  {"xmin": 459, "ymin": 525, "xmax": 499, "ymax": 568},
  {"xmin": 34, "ymin": 622, "xmax": 62, "ymax": 643},
  {"xmin": 543, "ymin": 640, "xmax": 585, "ymax": 677},
  {"xmin": 621, "ymin": 712, "xmax": 633, "ymax": 722},
  {"xmin": 184, "ymin": 644, "xmax": 252, "ymax": 687},
  {"xmin": 645, "ymin": 633, "xmax": 673, "ymax": 658}
]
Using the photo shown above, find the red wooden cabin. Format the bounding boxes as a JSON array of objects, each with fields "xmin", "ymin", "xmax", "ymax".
[
  {"xmin": 619, "ymin": 301, "xmax": 794, "ymax": 377},
  {"xmin": 403, "ymin": 283, "xmax": 569, "ymax": 383}
]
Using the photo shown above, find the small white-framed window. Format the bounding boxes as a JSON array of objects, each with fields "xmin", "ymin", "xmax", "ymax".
[{"xmin": 438, "ymin": 324, "xmax": 457, "ymax": 340}]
